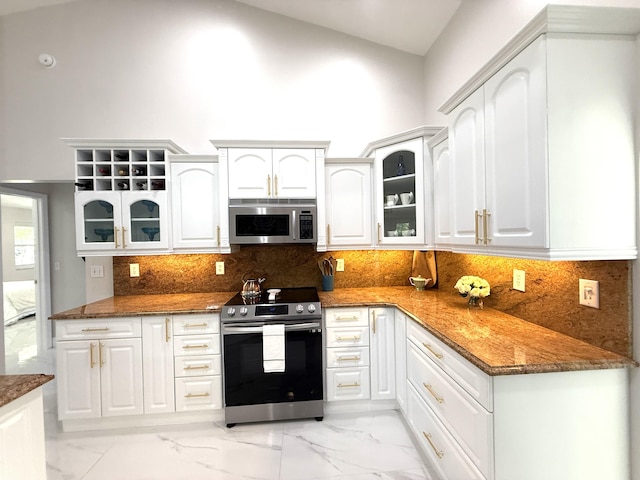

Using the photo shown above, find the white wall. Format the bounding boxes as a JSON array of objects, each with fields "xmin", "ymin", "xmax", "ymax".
[
  {"xmin": 422, "ymin": 0, "xmax": 640, "ymax": 123},
  {"xmin": 0, "ymin": 0, "xmax": 425, "ymax": 182}
]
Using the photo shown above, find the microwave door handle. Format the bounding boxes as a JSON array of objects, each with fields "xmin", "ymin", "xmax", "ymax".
[{"xmin": 291, "ymin": 210, "xmax": 297, "ymax": 240}]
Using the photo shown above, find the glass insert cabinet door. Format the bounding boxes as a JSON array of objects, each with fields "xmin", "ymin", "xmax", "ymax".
[
  {"xmin": 376, "ymin": 137, "xmax": 425, "ymax": 245},
  {"xmin": 75, "ymin": 191, "xmax": 169, "ymax": 252}
]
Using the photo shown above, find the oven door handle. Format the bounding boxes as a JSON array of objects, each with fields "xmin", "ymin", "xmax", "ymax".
[{"xmin": 223, "ymin": 322, "xmax": 321, "ymax": 334}]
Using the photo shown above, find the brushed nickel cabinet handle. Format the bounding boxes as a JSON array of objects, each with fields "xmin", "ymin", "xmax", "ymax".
[
  {"xmin": 371, "ymin": 310, "xmax": 376, "ymax": 334},
  {"xmin": 474, "ymin": 210, "xmax": 481, "ymax": 245},
  {"xmin": 267, "ymin": 175, "xmax": 271, "ymax": 196},
  {"xmin": 183, "ymin": 323, "xmax": 208, "ymax": 328},
  {"xmin": 335, "ymin": 315, "xmax": 359, "ymax": 322},
  {"xmin": 90, "ymin": 342, "xmax": 96, "ymax": 368},
  {"xmin": 422, "ymin": 342, "xmax": 443, "ymax": 360},
  {"xmin": 165, "ymin": 317, "xmax": 170, "ymax": 343},
  {"xmin": 337, "ymin": 383, "xmax": 360, "ymax": 388},
  {"xmin": 327, "ymin": 224, "xmax": 330, "ymax": 245},
  {"xmin": 99, "ymin": 341, "xmax": 105, "ymax": 367},
  {"xmin": 82, "ymin": 327, "xmax": 110, "ymax": 332},
  {"xmin": 336, "ymin": 335, "xmax": 361, "ymax": 341},
  {"xmin": 184, "ymin": 364, "xmax": 210, "ymax": 371},
  {"xmin": 274, "ymin": 174, "xmax": 278, "ymax": 196},
  {"xmin": 423, "ymin": 432, "xmax": 444, "ymax": 459},
  {"xmin": 185, "ymin": 392, "xmax": 210, "ymax": 398},
  {"xmin": 114, "ymin": 226, "xmax": 120, "ymax": 248},
  {"xmin": 423, "ymin": 383, "xmax": 445, "ymax": 404},
  {"xmin": 121, "ymin": 226, "xmax": 127, "ymax": 249},
  {"xmin": 336, "ymin": 356, "xmax": 361, "ymax": 362},
  {"xmin": 377, "ymin": 223, "xmax": 382, "ymax": 244},
  {"xmin": 216, "ymin": 225, "xmax": 220, "ymax": 246},
  {"xmin": 182, "ymin": 344, "xmax": 209, "ymax": 349},
  {"xmin": 483, "ymin": 208, "xmax": 491, "ymax": 245}
]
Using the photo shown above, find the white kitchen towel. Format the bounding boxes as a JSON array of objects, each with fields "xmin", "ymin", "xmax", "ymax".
[{"xmin": 263, "ymin": 324, "xmax": 285, "ymax": 373}]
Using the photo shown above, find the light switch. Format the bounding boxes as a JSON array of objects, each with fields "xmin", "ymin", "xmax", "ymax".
[
  {"xmin": 90, "ymin": 265, "xmax": 104, "ymax": 278},
  {"xmin": 216, "ymin": 261, "xmax": 225, "ymax": 275},
  {"xmin": 579, "ymin": 279, "xmax": 599, "ymax": 308}
]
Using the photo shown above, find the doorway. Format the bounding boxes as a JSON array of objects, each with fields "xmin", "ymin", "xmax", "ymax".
[{"xmin": 0, "ymin": 188, "xmax": 52, "ymax": 374}]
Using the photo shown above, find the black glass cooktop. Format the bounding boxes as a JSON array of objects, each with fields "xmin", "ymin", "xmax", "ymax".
[{"xmin": 225, "ymin": 286, "xmax": 319, "ymax": 306}]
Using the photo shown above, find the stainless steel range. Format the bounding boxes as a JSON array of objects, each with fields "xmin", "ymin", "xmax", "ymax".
[{"xmin": 221, "ymin": 287, "xmax": 323, "ymax": 427}]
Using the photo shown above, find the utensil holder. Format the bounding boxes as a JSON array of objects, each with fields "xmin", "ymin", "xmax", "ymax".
[{"xmin": 322, "ymin": 275, "xmax": 334, "ymax": 292}]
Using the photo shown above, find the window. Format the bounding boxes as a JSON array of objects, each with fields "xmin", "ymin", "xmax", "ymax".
[{"xmin": 14, "ymin": 224, "xmax": 35, "ymax": 268}]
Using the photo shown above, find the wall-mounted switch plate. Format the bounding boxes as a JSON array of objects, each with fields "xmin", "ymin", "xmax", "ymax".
[
  {"xmin": 130, "ymin": 263, "xmax": 140, "ymax": 277},
  {"xmin": 513, "ymin": 269, "xmax": 525, "ymax": 292},
  {"xmin": 216, "ymin": 261, "xmax": 225, "ymax": 275},
  {"xmin": 336, "ymin": 259, "xmax": 345, "ymax": 272},
  {"xmin": 90, "ymin": 265, "xmax": 104, "ymax": 278},
  {"xmin": 579, "ymin": 279, "xmax": 599, "ymax": 308}
]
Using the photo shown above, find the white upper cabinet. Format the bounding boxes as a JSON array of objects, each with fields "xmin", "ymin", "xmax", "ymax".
[
  {"xmin": 429, "ymin": 129, "xmax": 452, "ymax": 249},
  {"xmin": 215, "ymin": 142, "xmax": 329, "ymax": 200},
  {"xmin": 360, "ymin": 127, "xmax": 441, "ymax": 250},
  {"xmin": 443, "ymin": 31, "xmax": 637, "ymax": 260},
  {"xmin": 67, "ymin": 140, "xmax": 185, "ymax": 256},
  {"xmin": 169, "ymin": 155, "xmax": 230, "ymax": 253},
  {"xmin": 75, "ymin": 190, "xmax": 170, "ymax": 255},
  {"xmin": 324, "ymin": 159, "xmax": 373, "ymax": 249}
]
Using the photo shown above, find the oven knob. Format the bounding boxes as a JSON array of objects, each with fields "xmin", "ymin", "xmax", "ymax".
[
  {"xmin": 296, "ymin": 304, "xmax": 304, "ymax": 313},
  {"xmin": 307, "ymin": 304, "xmax": 316, "ymax": 313},
  {"xmin": 239, "ymin": 307, "xmax": 248, "ymax": 316},
  {"xmin": 227, "ymin": 307, "xmax": 236, "ymax": 317}
]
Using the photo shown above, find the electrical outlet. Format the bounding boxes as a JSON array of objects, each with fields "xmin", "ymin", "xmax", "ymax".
[
  {"xmin": 90, "ymin": 265, "xmax": 104, "ymax": 278},
  {"xmin": 336, "ymin": 258, "xmax": 345, "ymax": 272},
  {"xmin": 513, "ymin": 269, "xmax": 525, "ymax": 292},
  {"xmin": 216, "ymin": 261, "xmax": 225, "ymax": 275},
  {"xmin": 579, "ymin": 279, "xmax": 599, "ymax": 308},
  {"xmin": 129, "ymin": 263, "xmax": 140, "ymax": 277}
]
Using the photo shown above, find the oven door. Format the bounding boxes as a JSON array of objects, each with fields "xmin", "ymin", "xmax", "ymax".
[{"xmin": 222, "ymin": 321, "xmax": 323, "ymax": 407}]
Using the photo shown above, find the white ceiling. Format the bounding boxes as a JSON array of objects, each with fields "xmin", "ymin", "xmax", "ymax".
[{"xmin": 0, "ymin": 0, "xmax": 462, "ymax": 56}]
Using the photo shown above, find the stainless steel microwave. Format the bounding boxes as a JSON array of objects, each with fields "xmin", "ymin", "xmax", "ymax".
[{"xmin": 229, "ymin": 200, "xmax": 317, "ymax": 245}]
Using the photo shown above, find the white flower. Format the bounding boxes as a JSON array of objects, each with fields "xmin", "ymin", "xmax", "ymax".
[{"xmin": 455, "ymin": 275, "xmax": 490, "ymax": 298}]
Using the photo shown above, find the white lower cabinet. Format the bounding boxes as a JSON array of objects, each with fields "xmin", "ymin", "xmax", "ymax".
[
  {"xmin": 56, "ymin": 317, "xmax": 144, "ymax": 421},
  {"xmin": 394, "ymin": 310, "xmax": 408, "ymax": 413},
  {"xmin": 325, "ymin": 307, "xmax": 370, "ymax": 401},
  {"xmin": 141, "ymin": 316, "xmax": 175, "ymax": 414},
  {"xmin": 172, "ymin": 314, "xmax": 222, "ymax": 412},
  {"xmin": 407, "ymin": 383, "xmax": 486, "ymax": 480},
  {"xmin": 0, "ymin": 388, "xmax": 47, "ymax": 480},
  {"xmin": 369, "ymin": 308, "xmax": 395, "ymax": 400}
]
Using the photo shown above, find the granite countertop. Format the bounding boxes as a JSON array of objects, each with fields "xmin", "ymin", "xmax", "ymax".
[
  {"xmin": 0, "ymin": 374, "xmax": 55, "ymax": 409},
  {"xmin": 49, "ymin": 292, "xmax": 236, "ymax": 319},
  {"xmin": 49, "ymin": 287, "xmax": 637, "ymax": 376}
]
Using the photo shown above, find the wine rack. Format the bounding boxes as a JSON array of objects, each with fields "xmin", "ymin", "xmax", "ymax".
[{"xmin": 67, "ymin": 139, "xmax": 186, "ymax": 192}]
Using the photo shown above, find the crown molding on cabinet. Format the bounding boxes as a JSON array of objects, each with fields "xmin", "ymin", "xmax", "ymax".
[
  {"xmin": 210, "ymin": 140, "xmax": 331, "ymax": 150},
  {"xmin": 359, "ymin": 125, "xmax": 444, "ymax": 157},
  {"xmin": 62, "ymin": 138, "xmax": 187, "ymax": 153},
  {"xmin": 426, "ymin": 127, "xmax": 448, "ymax": 149},
  {"xmin": 438, "ymin": 5, "xmax": 640, "ymax": 114}
]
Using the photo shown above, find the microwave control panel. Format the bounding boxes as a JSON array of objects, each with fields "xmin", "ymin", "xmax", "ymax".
[{"xmin": 299, "ymin": 211, "xmax": 314, "ymax": 240}]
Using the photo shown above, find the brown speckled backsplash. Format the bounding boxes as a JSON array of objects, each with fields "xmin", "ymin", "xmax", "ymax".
[{"xmin": 113, "ymin": 248, "xmax": 631, "ymax": 357}]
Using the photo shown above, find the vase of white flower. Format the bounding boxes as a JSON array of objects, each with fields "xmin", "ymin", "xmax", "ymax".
[{"xmin": 454, "ymin": 275, "xmax": 490, "ymax": 309}]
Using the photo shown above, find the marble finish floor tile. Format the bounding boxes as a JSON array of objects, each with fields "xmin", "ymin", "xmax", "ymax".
[
  {"xmin": 27, "ymin": 349, "xmax": 431, "ymax": 479},
  {"xmin": 45, "ymin": 411, "xmax": 431, "ymax": 480}
]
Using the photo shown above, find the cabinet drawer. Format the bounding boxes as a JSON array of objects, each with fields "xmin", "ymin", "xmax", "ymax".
[
  {"xmin": 326, "ymin": 367, "xmax": 370, "ymax": 401},
  {"xmin": 173, "ymin": 314, "xmax": 219, "ymax": 335},
  {"xmin": 326, "ymin": 347, "xmax": 369, "ymax": 368},
  {"xmin": 56, "ymin": 317, "xmax": 141, "ymax": 340},
  {"xmin": 175, "ymin": 376, "xmax": 222, "ymax": 411},
  {"xmin": 408, "ymin": 342, "xmax": 493, "ymax": 478},
  {"xmin": 407, "ymin": 384, "xmax": 485, "ymax": 480},
  {"xmin": 407, "ymin": 320, "xmax": 493, "ymax": 411},
  {"xmin": 174, "ymin": 355, "xmax": 221, "ymax": 377},
  {"xmin": 325, "ymin": 308, "xmax": 369, "ymax": 328},
  {"xmin": 326, "ymin": 326, "xmax": 369, "ymax": 347},
  {"xmin": 173, "ymin": 334, "xmax": 220, "ymax": 356}
]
